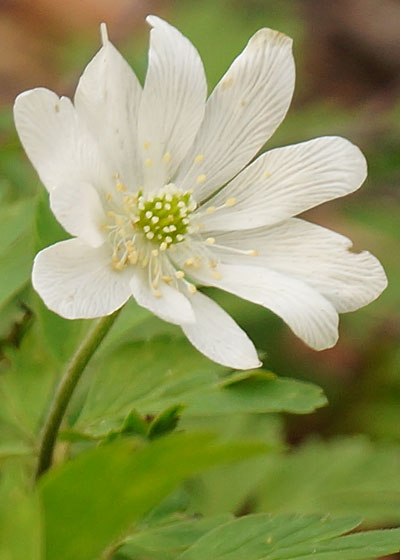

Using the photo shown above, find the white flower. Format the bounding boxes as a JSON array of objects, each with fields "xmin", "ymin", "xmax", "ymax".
[{"xmin": 14, "ymin": 17, "xmax": 387, "ymax": 370}]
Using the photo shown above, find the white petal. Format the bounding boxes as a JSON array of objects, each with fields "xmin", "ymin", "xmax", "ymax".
[
  {"xmin": 201, "ymin": 137, "xmax": 367, "ymax": 231},
  {"xmin": 32, "ymin": 239, "xmax": 132, "ymax": 319},
  {"xmin": 182, "ymin": 291, "xmax": 261, "ymax": 369},
  {"xmin": 130, "ymin": 270, "xmax": 195, "ymax": 325},
  {"xmin": 212, "ymin": 218, "xmax": 388, "ymax": 313},
  {"xmin": 14, "ymin": 88, "xmax": 108, "ymax": 192},
  {"xmin": 49, "ymin": 181, "xmax": 106, "ymax": 247},
  {"xmin": 138, "ymin": 16, "xmax": 207, "ymax": 191},
  {"xmin": 175, "ymin": 27, "xmax": 295, "ymax": 201},
  {"xmin": 189, "ymin": 264, "xmax": 339, "ymax": 351},
  {"xmin": 74, "ymin": 32, "xmax": 143, "ymax": 189}
]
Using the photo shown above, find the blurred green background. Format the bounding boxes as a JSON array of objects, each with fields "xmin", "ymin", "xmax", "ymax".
[{"xmin": 1, "ymin": 0, "xmax": 398, "ymax": 442}]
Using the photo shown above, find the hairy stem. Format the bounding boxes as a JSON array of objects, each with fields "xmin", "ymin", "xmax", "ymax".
[{"xmin": 35, "ymin": 309, "xmax": 121, "ymax": 480}]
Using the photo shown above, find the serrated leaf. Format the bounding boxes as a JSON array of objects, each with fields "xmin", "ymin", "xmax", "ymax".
[
  {"xmin": 40, "ymin": 432, "xmax": 267, "ymax": 560},
  {"xmin": 148, "ymin": 404, "xmax": 185, "ymax": 440},
  {"xmin": 75, "ymin": 338, "xmax": 326, "ymax": 438},
  {"xmin": 121, "ymin": 514, "xmax": 233, "ymax": 559},
  {"xmin": 177, "ymin": 513, "xmax": 400, "ymax": 560},
  {"xmin": 256, "ymin": 437, "xmax": 400, "ymax": 526}
]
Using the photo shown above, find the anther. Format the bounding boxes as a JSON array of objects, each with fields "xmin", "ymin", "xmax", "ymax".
[
  {"xmin": 205, "ymin": 237, "xmax": 215, "ymax": 246},
  {"xmin": 205, "ymin": 207, "xmax": 216, "ymax": 214},
  {"xmin": 225, "ymin": 197, "xmax": 236, "ymax": 207},
  {"xmin": 196, "ymin": 174, "xmax": 207, "ymax": 184},
  {"xmin": 175, "ymin": 270, "xmax": 185, "ymax": 279},
  {"xmin": 116, "ymin": 182, "xmax": 127, "ymax": 192},
  {"xmin": 187, "ymin": 284, "xmax": 197, "ymax": 294},
  {"xmin": 146, "ymin": 232, "xmax": 155, "ymax": 240}
]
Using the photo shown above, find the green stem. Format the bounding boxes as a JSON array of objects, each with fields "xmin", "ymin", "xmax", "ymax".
[{"xmin": 35, "ymin": 309, "xmax": 121, "ymax": 480}]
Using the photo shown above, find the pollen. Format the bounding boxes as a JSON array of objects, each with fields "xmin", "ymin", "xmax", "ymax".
[
  {"xmin": 145, "ymin": 158, "xmax": 152, "ymax": 167},
  {"xmin": 196, "ymin": 174, "xmax": 207, "ymax": 184},
  {"xmin": 163, "ymin": 152, "xmax": 171, "ymax": 163},
  {"xmin": 194, "ymin": 154, "xmax": 204, "ymax": 163},
  {"xmin": 225, "ymin": 197, "xmax": 236, "ymax": 207},
  {"xmin": 134, "ymin": 185, "xmax": 196, "ymax": 249},
  {"xmin": 187, "ymin": 283, "xmax": 197, "ymax": 294},
  {"xmin": 105, "ymin": 183, "xmax": 197, "ymax": 272},
  {"xmin": 143, "ymin": 141, "xmax": 150, "ymax": 150}
]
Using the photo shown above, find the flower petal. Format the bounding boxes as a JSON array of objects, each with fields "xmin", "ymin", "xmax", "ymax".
[
  {"xmin": 188, "ymin": 264, "xmax": 339, "ymax": 351},
  {"xmin": 13, "ymin": 88, "xmax": 108, "ymax": 192},
  {"xmin": 212, "ymin": 218, "xmax": 388, "ymax": 313},
  {"xmin": 175, "ymin": 27, "xmax": 295, "ymax": 201},
  {"xmin": 49, "ymin": 181, "xmax": 106, "ymax": 247},
  {"xmin": 130, "ymin": 270, "xmax": 195, "ymax": 325},
  {"xmin": 201, "ymin": 137, "xmax": 367, "ymax": 231},
  {"xmin": 138, "ymin": 16, "xmax": 207, "ymax": 191},
  {"xmin": 182, "ymin": 291, "xmax": 261, "ymax": 369},
  {"xmin": 74, "ymin": 27, "xmax": 143, "ymax": 189},
  {"xmin": 32, "ymin": 239, "xmax": 132, "ymax": 319}
]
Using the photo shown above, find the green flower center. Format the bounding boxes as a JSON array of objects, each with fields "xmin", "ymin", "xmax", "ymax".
[{"xmin": 135, "ymin": 185, "xmax": 196, "ymax": 249}]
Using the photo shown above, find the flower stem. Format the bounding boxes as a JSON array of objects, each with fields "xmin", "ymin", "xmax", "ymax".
[{"xmin": 35, "ymin": 309, "xmax": 121, "ymax": 480}]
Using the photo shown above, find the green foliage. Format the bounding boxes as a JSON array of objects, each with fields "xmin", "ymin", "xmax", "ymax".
[
  {"xmin": 0, "ymin": 468, "xmax": 43, "ymax": 560},
  {"xmin": 121, "ymin": 514, "xmax": 234, "ymax": 559},
  {"xmin": 0, "ymin": 1, "xmax": 399, "ymax": 558},
  {"xmin": 173, "ymin": 514, "xmax": 400, "ymax": 560},
  {"xmin": 256, "ymin": 437, "xmax": 400, "ymax": 525},
  {"xmin": 39, "ymin": 433, "xmax": 267, "ymax": 560},
  {"xmin": 74, "ymin": 337, "xmax": 326, "ymax": 439},
  {"xmin": 0, "ymin": 197, "xmax": 35, "ymax": 311}
]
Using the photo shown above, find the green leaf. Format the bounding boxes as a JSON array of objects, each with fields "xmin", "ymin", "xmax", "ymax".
[
  {"xmin": 147, "ymin": 404, "xmax": 186, "ymax": 440},
  {"xmin": 34, "ymin": 190, "xmax": 69, "ymax": 251},
  {"xmin": 0, "ymin": 321, "xmax": 58, "ymax": 443},
  {"xmin": 176, "ymin": 513, "xmax": 400, "ymax": 560},
  {"xmin": 0, "ymin": 197, "xmax": 35, "ymax": 252},
  {"xmin": 0, "ymin": 229, "xmax": 34, "ymax": 310},
  {"xmin": 40, "ymin": 432, "xmax": 267, "ymax": 560},
  {"xmin": 121, "ymin": 514, "xmax": 233, "ymax": 559},
  {"xmin": 256, "ymin": 436, "xmax": 400, "ymax": 525},
  {"xmin": 0, "ymin": 468, "xmax": 43, "ymax": 560},
  {"xmin": 0, "ymin": 197, "xmax": 35, "ymax": 311},
  {"xmin": 34, "ymin": 294, "xmax": 88, "ymax": 364},
  {"xmin": 75, "ymin": 337, "xmax": 326, "ymax": 438}
]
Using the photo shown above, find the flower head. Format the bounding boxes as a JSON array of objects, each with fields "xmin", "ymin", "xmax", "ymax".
[{"xmin": 14, "ymin": 17, "xmax": 387, "ymax": 369}]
